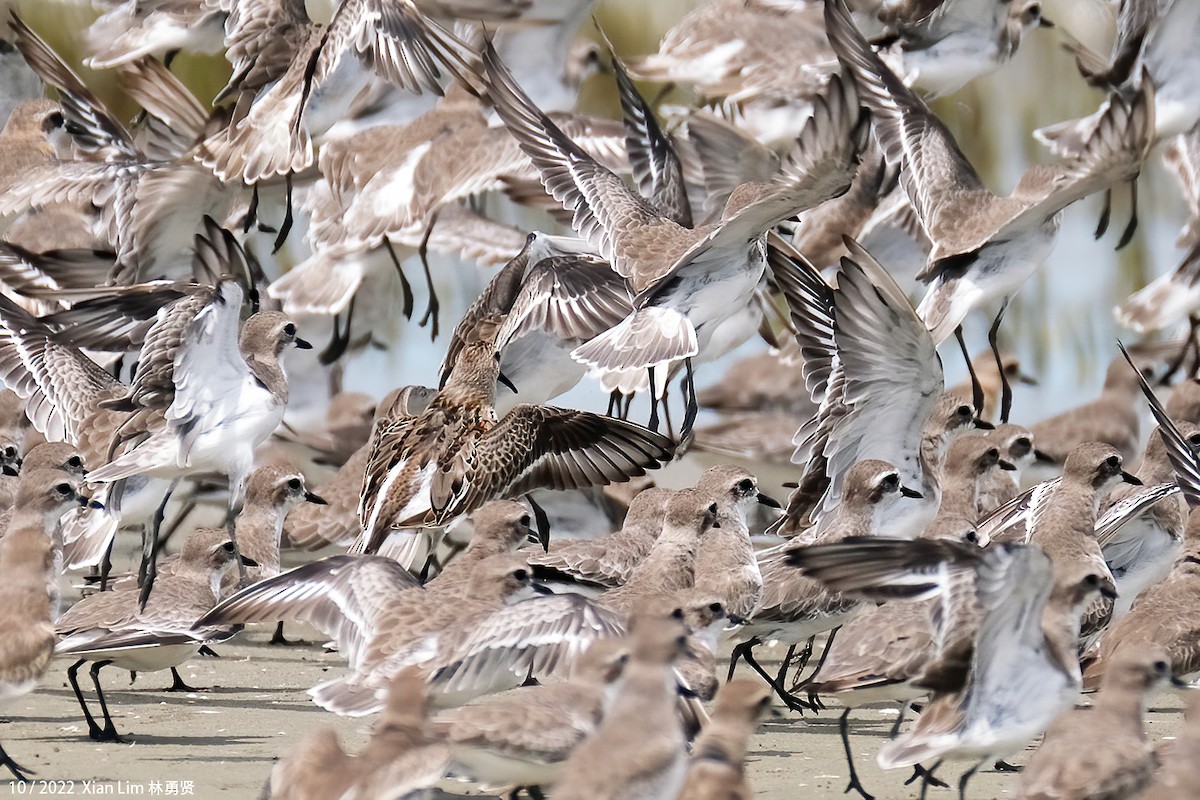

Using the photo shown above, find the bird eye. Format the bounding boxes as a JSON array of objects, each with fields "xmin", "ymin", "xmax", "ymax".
[
  {"xmin": 1016, "ymin": 437, "xmax": 1031, "ymax": 449},
  {"xmin": 707, "ymin": 503, "xmax": 718, "ymax": 515},
  {"xmin": 709, "ymin": 602, "xmax": 723, "ymax": 613},
  {"xmin": 965, "ymin": 530, "xmax": 979, "ymax": 544},
  {"xmin": 512, "ymin": 569, "xmax": 528, "ymax": 581},
  {"xmin": 881, "ymin": 474, "xmax": 898, "ymax": 490},
  {"xmin": 519, "ymin": 514, "xmax": 531, "ymax": 527},
  {"xmin": 987, "ymin": 448, "xmax": 1000, "ymax": 460},
  {"xmin": 1155, "ymin": 660, "xmax": 1169, "ymax": 672},
  {"xmin": 1190, "ymin": 434, "xmax": 1200, "ymax": 447},
  {"xmin": 737, "ymin": 478, "xmax": 754, "ymax": 493},
  {"xmin": 2, "ymin": 446, "xmax": 14, "ymax": 459},
  {"xmin": 283, "ymin": 323, "xmax": 296, "ymax": 337},
  {"xmin": 671, "ymin": 608, "xmax": 684, "ymax": 620},
  {"xmin": 1105, "ymin": 455, "xmax": 1120, "ymax": 469},
  {"xmin": 220, "ymin": 542, "xmax": 236, "ymax": 553},
  {"xmin": 68, "ymin": 456, "xmax": 83, "ymax": 469},
  {"xmin": 55, "ymin": 483, "xmax": 72, "ymax": 496},
  {"xmin": 1023, "ymin": 3, "xmax": 1041, "ymax": 23},
  {"xmin": 287, "ymin": 478, "xmax": 302, "ymax": 490},
  {"xmin": 1084, "ymin": 574, "xmax": 1100, "ymax": 586},
  {"xmin": 956, "ymin": 405, "xmax": 973, "ymax": 418}
]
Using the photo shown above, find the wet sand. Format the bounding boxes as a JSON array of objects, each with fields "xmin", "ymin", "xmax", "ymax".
[{"xmin": 3, "ymin": 628, "xmax": 1185, "ymax": 799}]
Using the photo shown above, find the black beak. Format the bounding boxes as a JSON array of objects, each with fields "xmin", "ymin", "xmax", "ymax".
[
  {"xmin": 1099, "ymin": 583, "xmax": 1118, "ymax": 600},
  {"xmin": 239, "ymin": 553, "xmax": 260, "ymax": 568},
  {"xmin": 1, "ymin": 464, "xmax": 17, "ymax": 476},
  {"xmin": 900, "ymin": 486, "xmax": 924, "ymax": 498},
  {"xmin": 999, "ymin": 459, "xmax": 1017, "ymax": 471},
  {"xmin": 1038, "ymin": 16, "xmax": 1054, "ymax": 28},
  {"xmin": 88, "ymin": 499, "xmax": 105, "ymax": 510},
  {"xmin": 1171, "ymin": 675, "xmax": 1190, "ymax": 688},
  {"xmin": 727, "ymin": 613, "xmax": 747, "ymax": 626},
  {"xmin": 497, "ymin": 371, "xmax": 518, "ymax": 394},
  {"xmin": 1121, "ymin": 471, "xmax": 1143, "ymax": 486},
  {"xmin": 1034, "ymin": 449, "xmax": 1057, "ymax": 464},
  {"xmin": 304, "ymin": 491, "xmax": 328, "ymax": 505},
  {"xmin": 293, "ymin": 337, "xmax": 313, "ymax": 350},
  {"xmin": 76, "ymin": 494, "xmax": 88, "ymax": 507},
  {"xmin": 1016, "ymin": 371, "xmax": 1038, "ymax": 386},
  {"xmin": 973, "ymin": 418, "xmax": 995, "ymax": 430},
  {"xmin": 531, "ymin": 583, "xmax": 555, "ymax": 595},
  {"xmin": 756, "ymin": 492, "xmax": 782, "ymax": 509},
  {"xmin": 526, "ymin": 495, "xmax": 551, "ymax": 552}
]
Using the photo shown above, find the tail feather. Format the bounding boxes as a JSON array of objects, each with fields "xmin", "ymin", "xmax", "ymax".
[
  {"xmin": 1114, "ymin": 252, "xmax": 1200, "ymax": 333},
  {"xmin": 571, "ymin": 308, "xmax": 698, "ymax": 374}
]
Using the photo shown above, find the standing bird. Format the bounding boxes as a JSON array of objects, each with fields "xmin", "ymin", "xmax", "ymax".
[{"xmin": 676, "ymin": 679, "xmax": 773, "ymax": 800}]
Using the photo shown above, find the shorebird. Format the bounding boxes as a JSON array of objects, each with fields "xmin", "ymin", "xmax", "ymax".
[
  {"xmin": 284, "ymin": 386, "xmax": 434, "ymax": 552},
  {"xmin": 945, "ymin": 351, "xmax": 1038, "ymax": 425},
  {"xmin": 933, "ymin": 435, "xmax": 1017, "ymax": 520},
  {"xmin": 0, "ymin": 468, "xmax": 89, "ymax": 779},
  {"xmin": 789, "ymin": 536, "xmax": 1115, "ymax": 798},
  {"xmin": 55, "ymin": 527, "xmax": 254, "ymax": 741},
  {"xmin": 550, "ymin": 611, "xmax": 689, "ymax": 800},
  {"xmin": 825, "ymin": 0, "xmax": 1153, "ymax": 407},
  {"xmin": 82, "ymin": 0, "xmax": 226, "ymax": 69},
  {"xmin": 977, "ymin": 423, "xmax": 1042, "ymax": 513},
  {"xmin": 676, "ymin": 678, "xmax": 773, "ymax": 800},
  {"xmin": 1017, "ymin": 649, "xmax": 1181, "ymax": 800},
  {"xmin": 692, "ymin": 465, "xmax": 778, "ymax": 620},
  {"xmin": 528, "ymin": 486, "xmax": 673, "ymax": 592},
  {"xmin": 728, "ymin": 459, "xmax": 922, "ymax": 706},
  {"xmin": 0, "ymin": 441, "xmax": 84, "ymax": 521},
  {"xmin": 431, "ymin": 637, "xmax": 627, "ymax": 794},
  {"xmin": 479, "ymin": 36, "xmax": 864, "ymax": 424},
  {"xmin": 776, "ymin": 237, "xmax": 979, "ymax": 538},
  {"xmin": 352, "ymin": 317, "xmax": 674, "ymax": 561},
  {"xmin": 263, "ymin": 668, "xmax": 449, "ymax": 800},
  {"xmin": 1029, "ymin": 356, "xmax": 1144, "ymax": 467},
  {"xmin": 423, "ymin": 500, "xmax": 545, "ymax": 594}
]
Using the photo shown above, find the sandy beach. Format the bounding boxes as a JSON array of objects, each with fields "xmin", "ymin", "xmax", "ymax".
[{"xmin": 2, "ymin": 625, "xmax": 1185, "ymax": 800}]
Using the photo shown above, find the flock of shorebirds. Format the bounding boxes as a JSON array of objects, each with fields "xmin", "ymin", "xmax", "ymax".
[{"xmin": 2, "ymin": 0, "xmax": 1200, "ymax": 798}]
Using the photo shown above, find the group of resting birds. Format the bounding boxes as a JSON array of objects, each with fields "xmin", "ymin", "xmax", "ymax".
[{"xmin": 0, "ymin": 0, "xmax": 1199, "ymax": 799}]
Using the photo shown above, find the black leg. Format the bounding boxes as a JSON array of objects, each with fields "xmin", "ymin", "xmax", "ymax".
[
  {"xmin": 839, "ymin": 709, "xmax": 875, "ymax": 800},
  {"xmin": 67, "ymin": 660, "xmax": 104, "ymax": 740},
  {"xmin": 268, "ymin": 621, "xmax": 297, "ymax": 646},
  {"xmin": 1094, "ymin": 186, "xmax": 1112, "ymax": 239},
  {"xmin": 165, "ymin": 668, "xmax": 200, "ymax": 692},
  {"xmin": 987, "ymin": 299, "xmax": 1011, "ymax": 424},
  {"xmin": 319, "ymin": 295, "xmax": 355, "ymax": 365},
  {"xmin": 244, "ymin": 185, "xmax": 259, "ymax": 234},
  {"xmin": 773, "ymin": 645, "xmax": 797, "ymax": 689},
  {"xmin": 889, "ymin": 702, "xmax": 909, "ymax": 738},
  {"xmin": 88, "ymin": 661, "xmax": 122, "ymax": 743},
  {"xmin": 98, "ymin": 536, "xmax": 115, "ymax": 592},
  {"xmin": 792, "ymin": 628, "xmax": 838, "ymax": 692},
  {"xmin": 384, "ymin": 240, "xmax": 415, "ymax": 319},
  {"xmin": 919, "ymin": 759, "xmax": 944, "ymax": 800},
  {"xmin": 198, "ymin": 645, "xmax": 220, "ymax": 658},
  {"xmin": 0, "ymin": 739, "xmax": 33, "ymax": 781},
  {"xmin": 1161, "ymin": 314, "xmax": 1200, "ymax": 385},
  {"xmin": 606, "ymin": 390, "xmax": 620, "ymax": 418},
  {"xmin": 139, "ymin": 478, "xmax": 180, "ymax": 611},
  {"xmin": 727, "ymin": 639, "xmax": 755, "ymax": 681},
  {"xmin": 906, "ymin": 764, "xmax": 949, "ymax": 789},
  {"xmin": 416, "ymin": 211, "xmax": 441, "ymax": 340},
  {"xmin": 680, "ymin": 357, "xmax": 698, "ymax": 437},
  {"xmin": 272, "ymin": 173, "xmax": 294, "ymax": 254},
  {"xmin": 739, "ymin": 644, "xmax": 815, "ymax": 712},
  {"xmin": 1116, "ymin": 179, "xmax": 1138, "ymax": 250},
  {"xmin": 957, "ymin": 760, "xmax": 983, "ymax": 800},
  {"xmin": 647, "ymin": 367, "xmax": 660, "ymax": 433},
  {"xmin": 955, "ymin": 325, "xmax": 984, "ymax": 419}
]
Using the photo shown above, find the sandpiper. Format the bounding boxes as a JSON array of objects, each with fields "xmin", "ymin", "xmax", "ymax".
[{"xmin": 676, "ymin": 679, "xmax": 773, "ymax": 800}]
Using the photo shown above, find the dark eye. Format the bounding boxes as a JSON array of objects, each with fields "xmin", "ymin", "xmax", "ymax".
[
  {"xmin": 283, "ymin": 323, "xmax": 296, "ymax": 337},
  {"xmin": 671, "ymin": 608, "xmax": 684, "ymax": 620},
  {"xmin": 709, "ymin": 602, "xmax": 723, "ymax": 613},
  {"xmin": 67, "ymin": 456, "xmax": 83, "ymax": 469},
  {"xmin": 757, "ymin": 695, "xmax": 772, "ymax": 709},
  {"xmin": 707, "ymin": 503, "xmax": 718, "ymax": 515},
  {"xmin": 881, "ymin": 474, "xmax": 898, "ymax": 490},
  {"xmin": 55, "ymin": 483, "xmax": 72, "ymax": 496},
  {"xmin": 2, "ymin": 446, "xmax": 14, "ymax": 459},
  {"xmin": 287, "ymin": 478, "xmax": 302, "ymax": 490},
  {"xmin": 220, "ymin": 542, "xmax": 236, "ymax": 553},
  {"xmin": 512, "ymin": 569, "xmax": 528, "ymax": 581},
  {"xmin": 1016, "ymin": 437, "xmax": 1030, "ymax": 449},
  {"xmin": 956, "ymin": 405, "xmax": 972, "ymax": 418},
  {"xmin": 965, "ymin": 530, "xmax": 979, "ymax": 544},
  {"xmin": 1106, "ymin": 455, "xmax": 1120, "ymax": 469},
  {"xmin": 1190, "ymin": 434, "xmax": 1200, "ymax": 447},
  {"xmin": 737, "ymin": 478, "xmax": 754, "ymax": 493},
  {"xmin": 519, "ymin": 514, "xmax": 531, "ymax": 527},
  {"xmin": 43, "ymin": 111, "xmax": 64, "ymax": 132},
  {"xmin": 1084, "ymin": 574, "xmax": 1100, "ymax": 586},
  {"xmin": 987, "ymin": 448, "xmax": 999, "ymax": 460},
  {"xmin": 1023, "ymin": 3, "xmax": 1040, "ymax": 23}
]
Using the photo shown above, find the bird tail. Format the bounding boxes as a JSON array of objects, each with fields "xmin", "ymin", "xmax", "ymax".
[
  {"xmin": 1114, "ymin": 252, "xmax": 1200, "ymax": 333},
  {"xmin": 571, "ymin": 308, "xmax": 698, "ymax": 374}
]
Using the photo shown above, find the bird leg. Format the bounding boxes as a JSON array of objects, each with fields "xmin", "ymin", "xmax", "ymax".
[
  {"xmin": 68, "ymin": 659, "xmax": 105, "ymax": 741},
  {"xmin": 269, "ymin": 621, "xmax": 300, "ymax": 646},
  {"xmin": 647, "ymin": 367, "xmax": 661, "ymax": 432},
  {"xmin": 918, "ymin": 759, "xmax": 944, "ymax": 800},
  {"xmin": 319, "ymin": 296, "xmax": 356, "ymax": 365},
  {"xmin": 736, "ymin": 643, "xmax": 816, "ymax": 712},
  {"xmin": 384, "ymin": 240, "xmax": 415, "ymax": 319},
  {"xmin": 839, "ymin": 709, "xmax": 876, "ymax": 800},
  {"xmin": 88, "ymin": 661, "xmax": 123, "ymax": 743},
  {"xmin": 271, "ymin": 173, "xmax": 295, "ymax": 254},
  {"xmin": 607, "ymin": 390, "xmax": 621, "ymax": 418},
  {"xmin": 1094, "ymin": 187, "xmax": 1113, "ymax": 239},
  {"xmin": 773, "ymin": 644, "xmax": 797, "ymax": 690},
  {"xmin": 1161, "ymin": 313, "xmax": 1200, "ymax": 385},
  {"xmin": 955, "ymin": 325, "xmax": 984, "ymax": 419},
  {"xmin": 957, "ymin": 760, "xmax": 984, "ymax": 800},
  {"xmin": 987, "ymin": 299, "xmax": 1011, "ymax": 423},
  {"xmin": 905, "ymin": 764, "xmax": 948, "ymax": 789},
  {"xmin": 1117, "ymin": 179, "xmax": 1138, "ymax": 250},
  {"xmin": 889, "ymin": 703, "xmax": 908, "ymax": 738},
  {"xmin": 139, "ymin": 478, "xmax": 181, "ymax": 612},
  {"xmin": 726, "ymin": 639, "xmax": 753, "ymax": 681},
  {"xmin": 0, "ymin": 739, "xmax": 32, "ymax": 782},
  {"xmin": 791, "ymin": 628, "xmax": 838, "ymax": 692},
  {"xmin": 680, "ymin": 357, "xmax": 698, "ymax": 438},
  {"xmin": 244, "ymin": 185, "xmax": 260, "ymax": 234},
  {"xmin": 164, "ymin": 668, "xmax": 201, "ymax": 693},
  {"xmin": 417, "ymin": 210, "xmax": 442, "ymax": 340}
]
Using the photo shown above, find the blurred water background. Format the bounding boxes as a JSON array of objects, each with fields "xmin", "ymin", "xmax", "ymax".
[{"xmin": 12, "ymin": 0, "xmax": 1190, "ymax": 427}]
